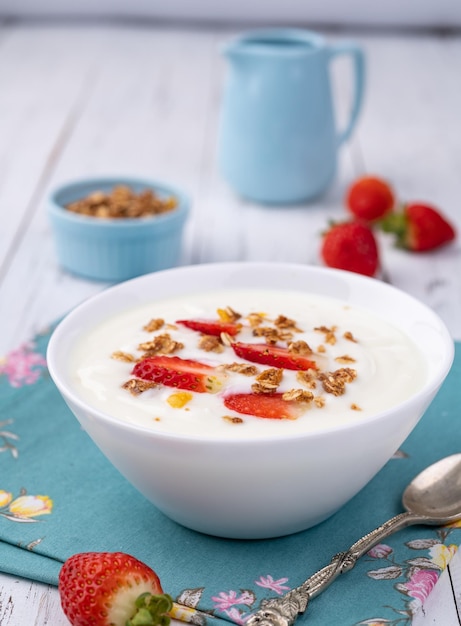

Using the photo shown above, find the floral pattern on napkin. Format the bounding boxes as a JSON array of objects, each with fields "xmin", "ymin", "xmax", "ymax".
[
  {"xmin": 0, "ymin": 341, "xmax": 47, "ymax": 388},
  {"xmin": 1, "ymin": 340, "xmax": 53, "ymax": 553},
  {"xmin": 0, "ymin": 418, "xmax": 20, "ymax": 458},
  {"xmin": 356, "ymin": 529, "xmax": 458, "ymax": 625},
  {"xmin": 0, "ymin": 489, "xmax": 53, "ymax": 523}
]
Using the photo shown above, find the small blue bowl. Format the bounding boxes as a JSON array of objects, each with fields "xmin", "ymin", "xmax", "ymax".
[{"xmin": 48, "ymin": 177, "xmax": 190, "ymax": 282}]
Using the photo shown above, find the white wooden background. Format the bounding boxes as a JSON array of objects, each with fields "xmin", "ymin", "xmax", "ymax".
[{"xmin": 0, "ymin": 18, "xmax": 461, "ymax": 625}]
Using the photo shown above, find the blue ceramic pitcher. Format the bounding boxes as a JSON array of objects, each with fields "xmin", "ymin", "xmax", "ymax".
[{"xmin": 218, "ymin": 29, "xmax": 365, "ymax": 204}]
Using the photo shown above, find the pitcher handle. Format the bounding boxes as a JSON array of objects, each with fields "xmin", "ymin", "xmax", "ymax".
[{"xmin": 328, "ymin": 42, "xmax": 365, "ymax": 145}]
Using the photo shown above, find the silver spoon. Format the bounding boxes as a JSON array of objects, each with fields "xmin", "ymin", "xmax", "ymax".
[{"xmin": 246, "ymin": 453, "xmax": 461, "ymax": 626}]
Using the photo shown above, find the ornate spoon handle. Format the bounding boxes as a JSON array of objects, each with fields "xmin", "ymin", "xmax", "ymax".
[{"xmin": 246, "ymin": 511, "xmax": 429, "ymax": 626}]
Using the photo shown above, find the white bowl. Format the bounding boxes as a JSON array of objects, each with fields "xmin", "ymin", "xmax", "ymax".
[{"xmin": 47, "ymin": 263, "xmax": 454, "ymax": 539}]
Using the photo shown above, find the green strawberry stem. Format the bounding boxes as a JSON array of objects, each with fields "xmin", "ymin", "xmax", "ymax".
[
  {"xmin": 377, "ymin": 206, "xmax": 408, "ymax": 249},
  {"xmin": 127, "ymin": 592, "xmax": 173, "ymax": 626}
]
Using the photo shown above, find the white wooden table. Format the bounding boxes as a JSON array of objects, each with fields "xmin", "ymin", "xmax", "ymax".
[{"xmin": 0, "ymin": 19, "xmax": 460, "ymax": 625}]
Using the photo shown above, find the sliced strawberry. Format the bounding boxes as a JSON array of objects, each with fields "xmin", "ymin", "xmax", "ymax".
[
  {"xmin": 231, "ymin": 342, "xmax": 317, "ymax": 370},
  {"xmin": 176, "ymin": 318, "xmax": 241, "ymax": 336},
  {"xmin": 58, "ymin": 551, "xmax": 172, "ymax": 626},
  {"xmin": 132, "ymin": 355, "xmax": 223, "ymax": 393},
  {"xmin": 224, "ymin": 393, "xmax": 308, "ymax": 420}
]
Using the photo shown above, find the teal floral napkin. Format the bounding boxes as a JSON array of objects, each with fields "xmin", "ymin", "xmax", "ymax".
[{"xmin": 1, "ymin": 326, "xmax": 460, "ymax": 626}]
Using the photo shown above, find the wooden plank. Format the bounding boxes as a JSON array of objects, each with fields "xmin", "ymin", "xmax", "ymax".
[
  {"xmin": 413, "ymin": 549, "xmax": 461, "ymax": 624},
  {"xmin": 0, "ymin": 577, "xmax": 69, "ymax": 626},
  {"xmin": 353, "ymin": 33, "xmax": 461, "ymax": 334},
  {"xmin": 0, "ymin": 25, "xmax": 221, "ymax": 352},
  {"xmin": 1, "ymin": 27, "xmax": 461, "ymax": 353},
  {"xmin": 452, "ymin": 548, "xmax": 461, "ymax": 621},
  {"xmin": 0, "ymin": 25, "xmax": 103, "ymax": 272}
]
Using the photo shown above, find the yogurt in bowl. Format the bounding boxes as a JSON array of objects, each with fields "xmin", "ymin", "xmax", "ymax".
[
  {"xmin": 47, "ymin": 263, "xmax": 454, "ymax": 539},
  {"xmin": 71, "ymin": 289, "xmax": 427, "ymax": 438}
]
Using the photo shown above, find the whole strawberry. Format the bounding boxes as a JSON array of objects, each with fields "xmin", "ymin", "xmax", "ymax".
[
  {"xmin": 346, "ymin": 175, "xmax": 395, "ymax": 222},
  {"xmin": 380, "ymin": 202, "xmax": 456, "ymax": 252},
  {"xmin": 59, "ymin": 552, "xmax": 172, "ymax": 626},
  {"xmin": 321, "ymin": 221, "xmax": 380, "ymax": 277}
]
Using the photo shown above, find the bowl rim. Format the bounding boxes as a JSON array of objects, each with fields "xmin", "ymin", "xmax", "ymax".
[
  {"xmin": 46, "ymin": 262, "xmax": 455, "ymax": 444},
  {"xmin": 48, "ymin": 176, "xmax": 190, "ymax": 227}
]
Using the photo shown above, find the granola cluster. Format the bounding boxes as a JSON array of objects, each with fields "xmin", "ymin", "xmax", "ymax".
[
  {"xmin": 115, "ymin": 305, "xmax": 361, "ymax": 422},
  {"xmin": 138, "ymin": 334, "xmax": 184, "ymax": 357},
  {"xmin": 111, "ymin": 319, "xmax": 184, "ymax": 366},
  {"xmin": 122, "ymin": 378, "xmax": 157, "ymax": 395},
  {"xmin": 252, "ymin": 314, "xmax": 302, "ymax": 344},
  {"xmin": 66, "ymin": 185, "xmax": 177, "ymax": 219}
]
